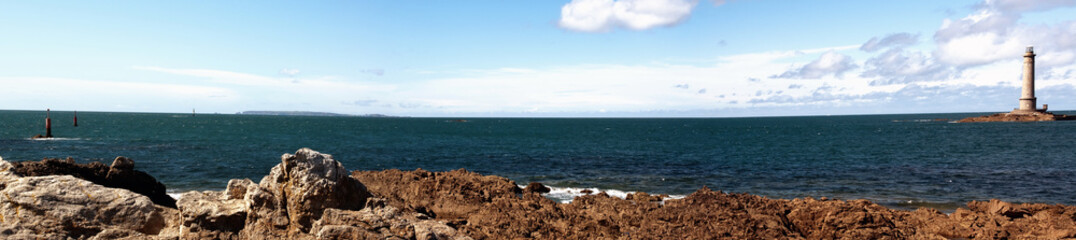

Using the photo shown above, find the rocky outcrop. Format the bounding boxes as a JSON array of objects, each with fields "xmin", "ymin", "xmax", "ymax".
[
  {"xmin": 10, "ymin": 156, "xmax": 176, "ymax": 208},
  {"xmin": 351, "ymin": 169, "xmax": 523, "ymax": 225},
  {"xmin": 0, "ymin": 157, "xmax": 178, "ymax": 239},
  {"xmin": 354, "ymin": 169, "xmax": 1076, "ymax": 239},
  {"xmin": 957, "ymin": 112, "xmax": 1076, "ymax": 123},
  {"xmin": 177, "ymin": 148, "xmax": 468, "ymax": 240},
  {"xmin": 5, "ymin": 150, "xmax": 1076, "ymax": 239},
  {"xmin": 0, "ymin": 149, "xmax": 470, "ymax": 240}
]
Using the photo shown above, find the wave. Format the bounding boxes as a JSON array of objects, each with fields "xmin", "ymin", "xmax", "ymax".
[
  {"xmin": 168, "ymin": 186, "xmax": 688, "ymax": 204},
  {"xmin": 535, "ymin": 185, "xmax": 685, "ymax": 204},
  {"xmin": 29, "ymin": 137, "xmax": 81, "ymax": 141},
  {"xmin": 167, "ymin": 192, "xmax": 183, "ymax": 201}
]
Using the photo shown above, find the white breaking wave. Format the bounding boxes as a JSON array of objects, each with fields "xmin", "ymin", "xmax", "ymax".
[
  {"xmin": 530, "ymin": 185, "xmax": 685, "ymax": 204},
  {"xmin": 29, "ymin": 137, "xmax": 81, "ymax": 141},
  {"xmin": 166, "ymin": 186, "xmax": 687, "ymax": 204},
  {"xmin": 167, "ymin": 192, "xmax": 183, "ymax": 201}
]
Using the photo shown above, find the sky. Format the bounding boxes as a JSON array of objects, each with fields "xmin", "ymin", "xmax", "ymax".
[{"xmin": 2, "ymin": 0, "xmax": 1076, "ymax": 117}]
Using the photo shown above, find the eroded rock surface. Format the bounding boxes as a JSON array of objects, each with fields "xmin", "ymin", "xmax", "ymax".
[
  {"xmin": 354, "ymin": 168, "xmax": 1076, "ymax": 240},
  {"xmin": 178, "ymin": 148, "xmax": 467, "ymax": 240},
  {"xmin": 0, "ymin": 158, "xmax": 177, "ymax": 239},
  {"xmin": 0, "ymin": 149, "xmax": 470, "ymax": 240},
  {"xmin": 4, "ymin": 150, "xmax": 1076, "ymax": 239}
]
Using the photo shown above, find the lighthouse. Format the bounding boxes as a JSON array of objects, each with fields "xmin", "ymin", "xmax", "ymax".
[{"xmin": 1014, "ymin": 46, "xmax": 1045, "ymax": 114}]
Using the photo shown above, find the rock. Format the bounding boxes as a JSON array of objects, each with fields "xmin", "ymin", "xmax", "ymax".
[
  {"xmin": 11, "ymin": 157, "xmax": 177, "ymax": 208},
  {"xmin": 625, "ymin": 192, "xmax": 662, "ymax": 202},
  {"xmin": 225, "ymin": 178, "xmax": 254, "ymax": 200},
  {"xmin": 110, "ymin": 156, "xmax": 135, "ymax": 170},
  {"xmin": 957, "ymin": 112, "xmax": 1076, "ymax": 123},
  {"xmin": 523, "ymin": 182, "xmax": 550, "ymax": 194},
  {"xmin": 311, "ymin": 198, "xmax": 471, "ymax": 240},
  {"xmin": 10, "ymin": 149, "xmax": 1076, "ymax": 239},
  {"xmin": 0, "ymin": 150, "xmax": 471, "ymax": 240},
  {"xmin": 177, "ymin": 191, "xmax": 248, "ymax": 239},
  {"xmin": 243, "ymin": 148, "xmax": 373, "ymax": 237},
  {"xmin": 351, "ymin": 168, "xmax": 523, "ymax": 222},
  {"xmin": 0, "ymin": 160, "xmax": 173, "ymax": 239}
]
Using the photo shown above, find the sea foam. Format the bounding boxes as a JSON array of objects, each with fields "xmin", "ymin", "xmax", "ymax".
[{"xmin": 532, "ymin": 185, "xmax": 685, "ymax": 204}]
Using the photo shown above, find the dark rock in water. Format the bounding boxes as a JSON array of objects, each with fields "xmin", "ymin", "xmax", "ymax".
[
  {"xmin": 524, "ymin": 182, "xmax": 551, "ymax": 194},
  {"xmin": 30, "ymin": 134, "xmax": 48, "ymax": 139},
  {"xmin": 11, "ymin": 156, "xmax": 178, "ymax": 208},
  {"xmin": 110, "ymin": 156, "xmax": 135, "ymax": 170}
]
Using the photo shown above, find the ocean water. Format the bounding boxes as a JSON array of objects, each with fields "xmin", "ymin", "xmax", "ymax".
[{"xmin": 2, "ymin": 110, "xmax": 1076, "ymax": 211}]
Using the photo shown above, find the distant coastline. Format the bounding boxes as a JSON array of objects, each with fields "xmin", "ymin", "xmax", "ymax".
[{"xmin": 236, "ymin": 111, "xmax": 399, "ymax": 117}]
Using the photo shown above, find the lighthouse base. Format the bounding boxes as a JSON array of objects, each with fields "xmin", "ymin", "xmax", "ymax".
[{"xmin": 1011, "ymin": 103, "xmax": 1047, "ymax": 115}]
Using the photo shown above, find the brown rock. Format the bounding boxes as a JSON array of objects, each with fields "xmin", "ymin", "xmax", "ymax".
[
  {"xmin": 523, "ymin": 182, "xmax": 551, "ymax": 194},
  {"xmin": 243, "ymin": 148, "xmax": 373, "ymax": 237},
  {"xmin": 957, "ymin": 112, "xmax": 1076, "ymax": 123},
  {"xmin": 354, "ymin": 168, "xmax": 1076, "ymax": 239},
  {"xmin": 351, "ymin": 168, "xmax": 522, "ymax": 222}
]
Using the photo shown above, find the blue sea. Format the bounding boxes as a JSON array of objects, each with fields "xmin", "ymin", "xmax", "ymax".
[{"xmin": 2, "ymin": 110, "xmax": 1075, "ymax": 211}]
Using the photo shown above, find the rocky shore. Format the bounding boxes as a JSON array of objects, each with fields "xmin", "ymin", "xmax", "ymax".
[{"xmin": 2, "ymin": 149, "xmax": 1076, "ymax": 239}]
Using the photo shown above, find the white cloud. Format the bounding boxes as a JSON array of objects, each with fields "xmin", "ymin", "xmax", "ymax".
[
  {"xmin": 933, "ymin": 1, "xmax": 1076, "ymax": 68},
  {"xmin": 985, "ymin": 0, "xmax": 1076, "ymax": 13},
  {"xmin": 860, "ymin": 33, "xmax": 919, "ymax": 52},
  {"xmin": 559, "ymin": 0, "xmax": 698, "ymax": 32},
  {"xmin": 772, "ymin": 51, "xmax": 858, "ymax": 79},
  {"xmin": 861, "ymin": 48, "xmax": 955, "ymax": 85}
]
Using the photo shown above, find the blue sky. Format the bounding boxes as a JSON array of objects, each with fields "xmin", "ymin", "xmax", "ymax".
[{"xmin": 2, "ymin": 0, "xmax": 1076, "ymax": 117}]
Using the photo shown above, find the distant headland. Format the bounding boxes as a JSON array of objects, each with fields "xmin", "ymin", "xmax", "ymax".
[{"xmin": 237, "ymin": 111, "xmax": 399, "ymax": 117}]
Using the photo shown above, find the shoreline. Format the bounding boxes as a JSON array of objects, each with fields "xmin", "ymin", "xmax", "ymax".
[
  {"xmin": 166, "ymin": 185, "xmax": 976, "ymax": 213},
  {"xmin": 3, "ymin": 149, "xmax": 1076, "ymax": 238}
]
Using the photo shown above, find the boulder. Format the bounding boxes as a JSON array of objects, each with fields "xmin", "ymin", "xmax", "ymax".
[
  {"xmin": 523, "ymin": 182, "xmax": 551, "ymax": 194},
  {"xmin": 311, "ymin": 198, "xmax": 471, "ymax": 240},
  {"xmin": 242, "ymin": 148, "xmax": 373, "ymax": 237},
  {"xmin": 177, "ymin": 191, "xmax": 248, "ymax": 239},
  {"xmin": 10, "ymin": 156, "xmax": 177, "ymax": 208},
  {"xmin": 0, "ymin": 159, "xmax": 174, "ymax": 239}
]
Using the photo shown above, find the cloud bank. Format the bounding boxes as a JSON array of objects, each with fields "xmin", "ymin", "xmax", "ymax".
[{"xmin": 559, "ymin": 0, "xmax": 698, "ymax": 32}]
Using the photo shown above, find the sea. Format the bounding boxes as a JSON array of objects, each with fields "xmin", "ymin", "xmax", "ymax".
[{"xmin": 2, "ymin": 110, "xmax": 1076, "ymax": 211}]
